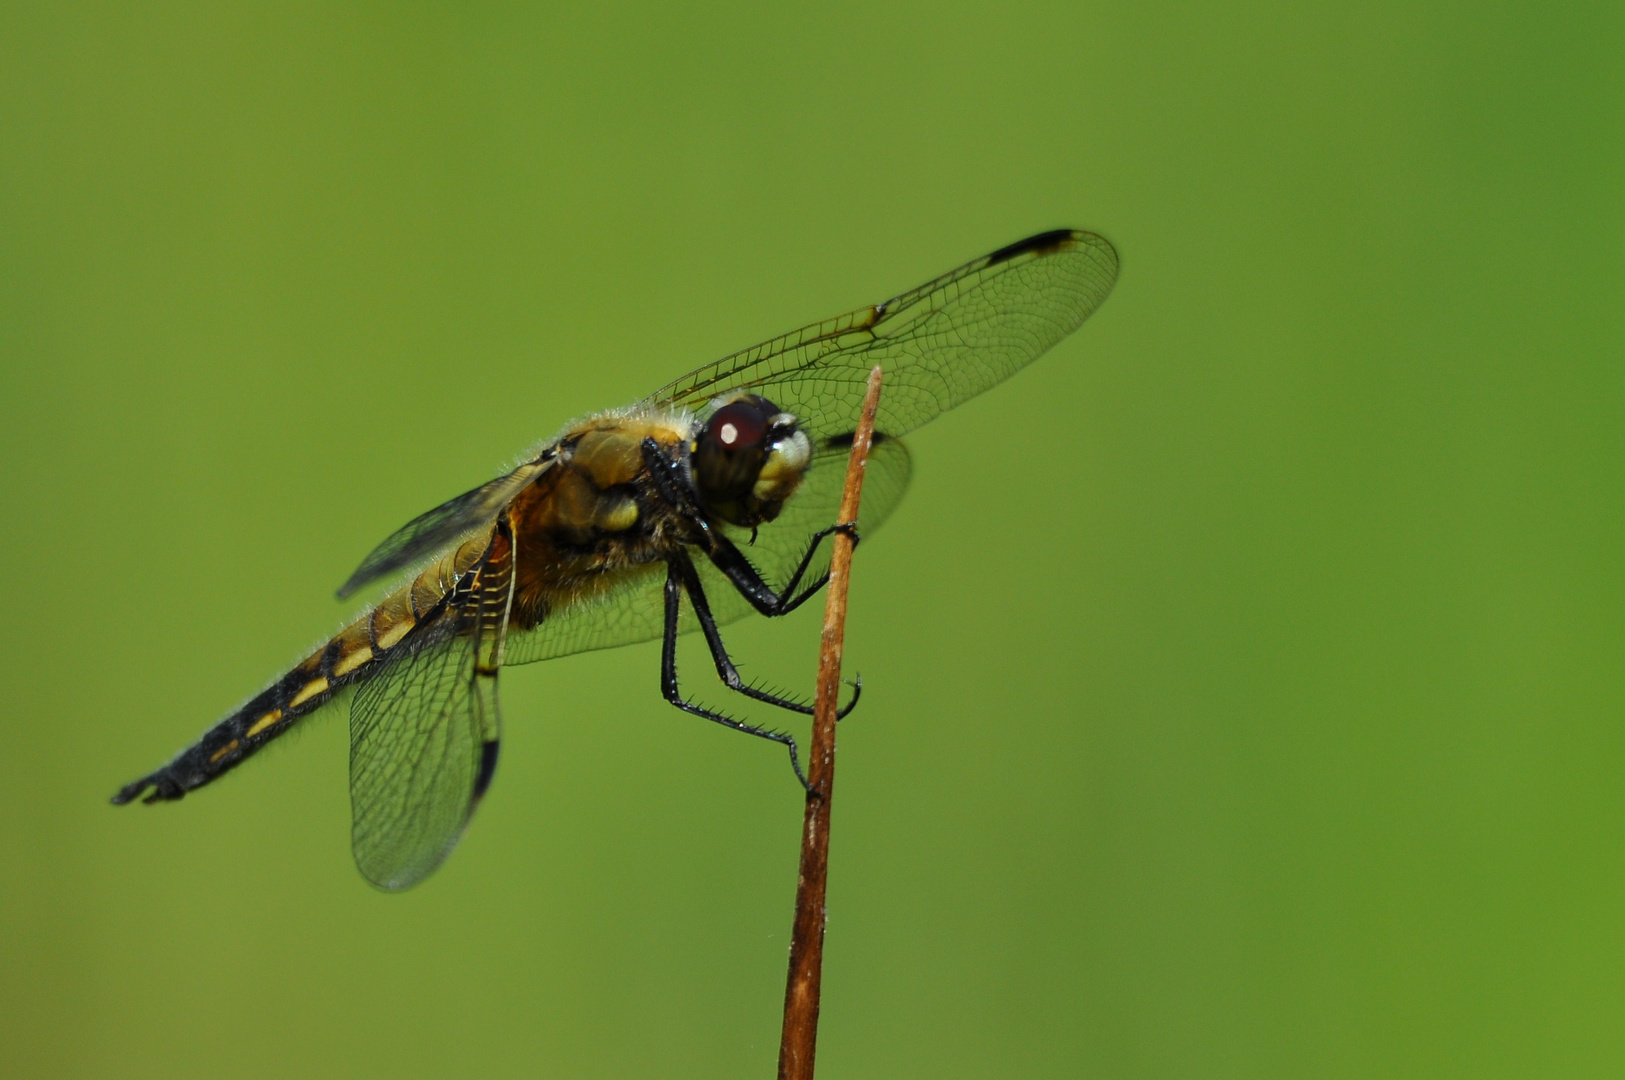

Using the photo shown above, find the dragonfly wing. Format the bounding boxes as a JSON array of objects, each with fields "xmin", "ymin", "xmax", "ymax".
[
  {"xmin": 337, "ymin": 456, "xmax": 553, "ymax": 599},
  {"xmin": 645, "ymin": 230, "xmax": 1117, "ymax": 442},
  {"xmin": 348, "ymin": 523, "xmax": 515, "ymax": 891},
  {"xmin": 502, "ymin": 433, "xmax": 911, "ymax": 665}
]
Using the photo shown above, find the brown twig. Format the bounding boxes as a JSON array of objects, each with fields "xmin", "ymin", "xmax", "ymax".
[{"xmin": 777, "ymin": 365, "xmax": 885, "ymax": 1080}]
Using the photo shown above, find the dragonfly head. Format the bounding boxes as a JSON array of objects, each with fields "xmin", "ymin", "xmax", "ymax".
[{"xmin": 692, "ymin": 393, "xmax": 811, "ymax": 529}]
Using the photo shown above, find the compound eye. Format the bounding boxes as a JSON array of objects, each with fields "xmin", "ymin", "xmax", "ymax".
[{"xmin": 705, "ymin": 402, "xmax": 767, "ymax": 453}]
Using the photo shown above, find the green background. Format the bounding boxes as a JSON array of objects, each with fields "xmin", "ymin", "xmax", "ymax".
[{"xmin": 3, "ymin": 2, "xmax": 1621, "ymax": 1077}]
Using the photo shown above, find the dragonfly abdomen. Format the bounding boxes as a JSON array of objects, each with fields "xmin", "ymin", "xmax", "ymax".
[{"xmin": 110, "ymin": 532, "xmax": 492, "ymax": 806}]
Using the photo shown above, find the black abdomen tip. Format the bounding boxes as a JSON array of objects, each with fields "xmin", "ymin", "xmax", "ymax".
[{"xmin": 111, "ymin": 770, "xmax": 185, "ymax": 805}]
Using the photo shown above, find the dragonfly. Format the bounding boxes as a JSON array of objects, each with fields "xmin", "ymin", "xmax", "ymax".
[{"xmin": 112, "ymin": 228, "xmax": 1119, "ymax": 890}]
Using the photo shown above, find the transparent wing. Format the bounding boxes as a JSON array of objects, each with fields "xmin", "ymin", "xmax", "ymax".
[
  {"xmin": 337, "ymin": 457, "xmax": 553, "ymax": 599},
  {"xmin": 339, "ymin": 231, "xmax": 1110, "ymax": 604},
  {"xmin": 503, "ymin": 434, "xmax": 912, "ymax": 666},
  {"xmin": 644, "ymin": 229, "xmax": 1118, "ymax": 441},
  {"xmin": 348, "ymin": 527, "xmax": 515, "ymax": 891},
  {"xmin": 339, "ymin": 231, "xmax": 1110, "ymax": 603}
]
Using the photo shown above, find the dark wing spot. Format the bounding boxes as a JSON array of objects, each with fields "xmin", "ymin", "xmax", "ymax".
[
  {"xmin": 821, "ymin": 431, "xmax": 891, "ymax": 450},
  {"xmin": 473, "ymin": 739, "xmax": 500, "ymax": 800},
  {"xmin": 985, "ymin": 229, "xmax": 1077, "ymax": 266}
]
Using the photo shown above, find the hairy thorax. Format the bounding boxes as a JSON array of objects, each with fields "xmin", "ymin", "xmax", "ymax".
[{"xmin": 506, "ymin": 409, "xmax": 696, "ymax": 628}]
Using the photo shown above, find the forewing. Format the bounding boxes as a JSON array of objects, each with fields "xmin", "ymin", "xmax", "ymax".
[
  {"xmin": 348, "ymin": 526, "xmax": 515, "ymax": 891},
  {"xmin": 502, "ymin": 434, "xmax": 912, "ymax": 665},
  {"xmin": 645, "ymin": 230, "xmax": 1117, "ymax": 441},
  {"xmin": 337, "ymin": 456, "xmax": 552, "ymax": 599}
]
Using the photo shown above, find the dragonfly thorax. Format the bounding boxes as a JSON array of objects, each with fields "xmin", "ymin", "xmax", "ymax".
[{"xmin": 691, "ymin": 393, "xmax": 811, "ymax": 529}]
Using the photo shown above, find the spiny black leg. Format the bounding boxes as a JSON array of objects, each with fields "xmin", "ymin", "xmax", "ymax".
[
  {"xmin": 675, "ymin": 551, "xmax": 804, "ymax": 711},
  {"xmin": 837, "ymin": 676, "xmax": 862, "ymax": 721},
  {"xmin": 670, "ymin": 550, "xmax": 861, "ymax": 720},
  {"xmin": 705, "ymin": 521, "xmax": 861, "ymax": 618},
  {"xmin": 699, "ymin": 525, "xmax": 843, "ymax": 619},
  {"xmin": 640, "ymin": 435, "xmax": 862, "ymax": 620},
  {"xmin": 777, "ymin": 521, "xmax": 862, "ymax": 600},
  {"xmin": 641, "ymin": 437, "xmax": 862, "ymax": 731},
  {"xmin": 643, "ymin": 437, "xmax": 711, "ymax": 538},
  {"xmin": 661, "ymin": 560, "xmax": 813, "ymax": 793}
]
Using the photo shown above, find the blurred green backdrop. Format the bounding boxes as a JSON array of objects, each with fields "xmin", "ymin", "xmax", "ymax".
[{"xmin": 3, "ymin": 2, "xmax": 1621, "ymax": 1077}]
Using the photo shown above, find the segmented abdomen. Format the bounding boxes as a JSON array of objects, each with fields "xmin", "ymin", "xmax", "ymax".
[{"xmin": 111, "ymin": 531, "xmax": 493, "ymax": 805}]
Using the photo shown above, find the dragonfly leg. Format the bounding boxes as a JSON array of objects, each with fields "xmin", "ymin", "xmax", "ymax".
[
  {"xmin": 693, "ymin": 521, "xmax": 861, "ymax": 618},
  {"xmin": 670, "ymin": 551, "xmax": 861, "ymax": 720},
  {"xmin": 640, "ymin": 436, "xmax": 859, "ymax": 618},
  {"xmin": 777, "ymin": 520, "xmax": 862, "ymax": 600},
  {"xmin": 660, "ymin": 559, "xmax": 813, "ymax": 792}
]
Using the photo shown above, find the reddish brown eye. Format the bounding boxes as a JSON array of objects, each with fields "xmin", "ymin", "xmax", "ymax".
[
  {"xmin": 693, "ymin": 398, "xmax": 778, "ymax": 513},
  {"xmin": 706, "ymin": 402, "xmax": 766, "ymax": 452}
]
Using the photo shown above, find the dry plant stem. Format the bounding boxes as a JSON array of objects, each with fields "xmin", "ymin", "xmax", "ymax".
[{"xmin": 777, "ymin": 365, "xmax": 885, "ymax": 1080}]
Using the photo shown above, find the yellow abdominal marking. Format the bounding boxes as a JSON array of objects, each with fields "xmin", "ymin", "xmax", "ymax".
[
  {"xmin": 246, "ymin": 709, "xmax": 283, "ymax": 738},
  {"xmin": 209, "ymin": 739, "xmax": 240, "ymax": 764},
  {"xmin": 332, "ymin": 646, "xmax": 373, "ymax": 677},
  {"xmin": 288, "ymin": 678, "xmax": 329, "ymax": 709},
  {"xmin": 375, "ymin": 619, "xmax": 413, "ymax": 650}
]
